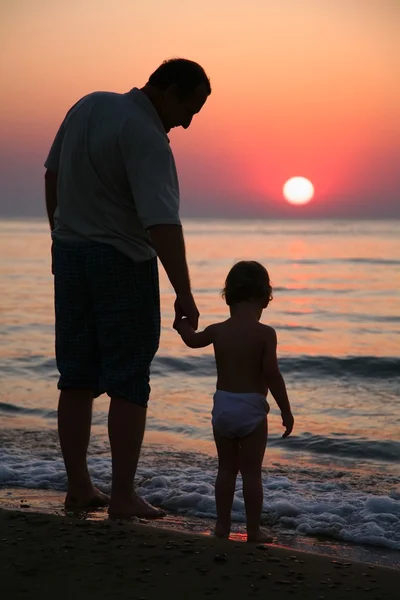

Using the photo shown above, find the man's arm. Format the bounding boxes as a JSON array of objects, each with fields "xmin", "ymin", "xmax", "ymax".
[
  {"xmin": 176, "ymin": 319, "xmax": 214, "ymax": 349},
  {"xmin": 45, "ymin": 169, "xmax": 58, "ymax": 231},
  {"xmin": 148, "ymin": 224, "xmax": 191, "ymax": 296},
  {"xmin": 148, "ymin": 224, "xmax": 199, "ymax": 330},
  {"xmin": 120, "ymin": 129, "xmax": 199, "ymax": 328}
]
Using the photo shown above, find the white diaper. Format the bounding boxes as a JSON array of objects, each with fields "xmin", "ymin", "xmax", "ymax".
[{"xmin": 212, "ymin": 390, "xmax": 270, "ymax": 438}]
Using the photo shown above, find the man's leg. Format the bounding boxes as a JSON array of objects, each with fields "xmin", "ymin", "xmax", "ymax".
[
  {"xmin": 58, "ymin": 389, "xmax": 109, "ymax": 508},
  {"xmin": 53, "ymin": 240, "xmax": 108, "ymax": 509},
  {"xmin": 92, "ymin": 250, "xmax": 163, "ymax": 518},
  {"xmin": 107, "ymin": 396, "xmax": 163, "ymax": 518}
]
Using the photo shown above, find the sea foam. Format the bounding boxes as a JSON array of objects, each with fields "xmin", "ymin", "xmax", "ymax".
[{"xmin": 1, "ymin": 446, "xmax": 399, "ymax": 551}]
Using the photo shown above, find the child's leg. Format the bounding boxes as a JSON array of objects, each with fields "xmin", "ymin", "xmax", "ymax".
[
  {"xmin": 239, "ymin": 419, "xmax": 270, "ymax": 543},
  {"xmin": 213, "ymin": 429, "xmax": 240, "ymax": 538}
]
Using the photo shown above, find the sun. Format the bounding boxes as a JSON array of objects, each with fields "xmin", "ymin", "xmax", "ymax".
[{"xmin": 283, "ymin": 177, "xmax": 314, "ymax": 205}]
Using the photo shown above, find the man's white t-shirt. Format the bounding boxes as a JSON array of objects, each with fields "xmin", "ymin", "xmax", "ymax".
[{"xmin": 45, "ymin": 88, "xmax": 181, "ymax": 262}]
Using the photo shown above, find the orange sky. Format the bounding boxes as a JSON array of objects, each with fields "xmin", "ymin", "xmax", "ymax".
[{"xmin": 0, "ymin": 0, "xmax": 399, "ymax": 217}]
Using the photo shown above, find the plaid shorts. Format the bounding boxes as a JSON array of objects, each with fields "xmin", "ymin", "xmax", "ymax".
[{"xmin": 52, "ymin": 240, "xmax": 160, "ymax": 406}]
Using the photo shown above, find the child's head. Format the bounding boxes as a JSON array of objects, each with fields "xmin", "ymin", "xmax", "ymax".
[{"xmin": 223, "ymin": 261, "xmax": 273, "ymax": 308}]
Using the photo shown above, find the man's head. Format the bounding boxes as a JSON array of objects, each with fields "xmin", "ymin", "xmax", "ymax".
[{"xmin": 143, "ymin": 58, "xmax": 211, "ymax": 132}]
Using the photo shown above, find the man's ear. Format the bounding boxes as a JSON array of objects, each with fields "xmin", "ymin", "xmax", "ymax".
[{"xmin": 164, "ymin": 84, "xmax": 180, "ymax": 101}]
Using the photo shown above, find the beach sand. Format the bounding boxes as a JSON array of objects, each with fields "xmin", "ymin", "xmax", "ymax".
[{"xmin": 1, "ymin": 502, "xmax": 399, "ymax": 600}]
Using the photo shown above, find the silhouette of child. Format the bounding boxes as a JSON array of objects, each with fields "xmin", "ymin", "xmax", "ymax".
[{"xmin": 176, "ymin": 261, "xmax": 294, "ymax": 543}]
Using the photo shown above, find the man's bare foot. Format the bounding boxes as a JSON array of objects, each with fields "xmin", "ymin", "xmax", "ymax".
[
  {"xmin": 214, "ymin": 530, "xmax": 230, "ymax": 539},
  {"xmin": 108, "ymin": 494, "xmax": 166, "ymax": 520},
  {"xmin": 65, "ymin": 487, "xmax": 110, "ymax": 510},
  {"xmin": 247, "ymin": 528, "xmax": 274, "ymax": 544},
  {"xmin": 214, "ymin": 520, "xmax": 230, "ymax": 539}
]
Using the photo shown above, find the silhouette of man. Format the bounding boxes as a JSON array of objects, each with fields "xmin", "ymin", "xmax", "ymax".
[{"xmin": 44, "ymin": 59, "xmax": 211, "ymax": 518}]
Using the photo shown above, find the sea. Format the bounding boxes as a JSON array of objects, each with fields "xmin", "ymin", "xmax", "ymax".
[{"xmin": 1, "ymin": 218, "xmax": 399, "ymax": 564}]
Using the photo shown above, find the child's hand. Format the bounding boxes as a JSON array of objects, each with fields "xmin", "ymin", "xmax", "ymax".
[
  {"xmin": 175, "ymin": 317, "xmax": 190, "ymax": 334},
  {"xmin": 281, "ymin": 410, "xmax": 294, "ymax": 438}
]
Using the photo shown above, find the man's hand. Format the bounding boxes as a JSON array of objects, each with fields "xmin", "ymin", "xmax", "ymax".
[
  {"xmin": 281, "ymin": 410, "xmax": 294, "ymax": 439},
  {"xmin": 173, "ymin": 294, "xmax": 199, "ymax": 331}
]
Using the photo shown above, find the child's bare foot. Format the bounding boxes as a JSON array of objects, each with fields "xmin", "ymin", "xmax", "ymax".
[
  {"xmin": 65, "ymin": 487, "xmax": 109, "ymax": 510},
  {"xmin": 108, "ymin": 493, "xmax": 166, "ymax": 520},
  {"xmin": 247, "ymin": 528, "xmax": 273, "ymax": 544}
]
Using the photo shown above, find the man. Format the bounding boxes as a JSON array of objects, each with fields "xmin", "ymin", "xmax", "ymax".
[{"xmin": 44, "ymin": 58, "xmax": 211, "ymax": 518}]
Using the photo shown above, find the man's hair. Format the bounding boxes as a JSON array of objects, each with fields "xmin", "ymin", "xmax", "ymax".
[
  {"xmin": 223, "ymin": 261, "xmax": 273, "ymax": 307},
  {"xmin": 148, "ymin": 58, "xmax": 211, "ymax": 99}
]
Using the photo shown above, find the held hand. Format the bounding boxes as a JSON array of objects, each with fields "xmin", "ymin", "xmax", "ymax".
[
  {"xmin": 175, "ymin": 317, "xmax": 190, "ymax": 334},
  {"xmin": 173, "ymin": 294, "xmax": 199, "ymax": 331},
  {"xmin": 281, "ymin": 411, "xmax": 294, "ymax": 439}
]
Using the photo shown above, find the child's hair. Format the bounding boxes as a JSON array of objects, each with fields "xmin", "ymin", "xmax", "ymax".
[{"xmin": 223, "ymin": 261, "xmax": 273, "ymax": 307}]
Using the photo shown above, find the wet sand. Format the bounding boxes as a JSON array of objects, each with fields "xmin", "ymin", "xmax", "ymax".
[{"xmin": 1, "ymin": 506, "xmax": 399, "ymax": 600}]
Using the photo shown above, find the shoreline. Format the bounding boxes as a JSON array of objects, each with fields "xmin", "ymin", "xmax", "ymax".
[
  {"xmin": 1, "ymin": 487, "xmax": 400, "ymax": 570},
  {"xmin": 1, "ymin": 506, "xmax": 399, "ymax": 600}
]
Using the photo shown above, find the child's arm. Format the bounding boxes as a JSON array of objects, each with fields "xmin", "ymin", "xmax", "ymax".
[
  {"xmin": 263, "ymin": 327, "xmax": 294, "ymax": 438},
  {"xmin": 176, "ymin": 318, "xmax": 215, "ymax": 349}
]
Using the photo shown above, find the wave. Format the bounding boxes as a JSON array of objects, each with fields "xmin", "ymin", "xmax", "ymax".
[
  {"xmin": 272, "ymin": 324, "xmax": 322, "ymax": 332},
  {"xmin": 271, "ymin": 433, "xmax": 400, "ymax": 463},
  {"xmin": 1, "ymin": 354, "xmax": 398, "ymax": 382},
  {"xmin": 0, "ymin": 402, "xmax": 56, "ymax": 419},
  {"xmin": 0, "ymin": 355, "xmax": 57, "ymax": 377},
  {"xmin": 279, "ymin": 355, "xmax": 400, "ymax": 379},
  {"xmin": 344, "ymin": 257, "xmax": 400, "ymax": 266},
  {"xmin": 0, "ymin": 399, "xmax": 397, "ymax": 466},
  {"xmin": 276, "ymin": 289, "xmax": 400, "ymax": 305},
  {"xmin": 153, "ymin": 355, "xmax": 400, "ymax": 380},
  {"xmin": 272, "ymin": 257, "xmax": 400, "ymax": 266}
]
